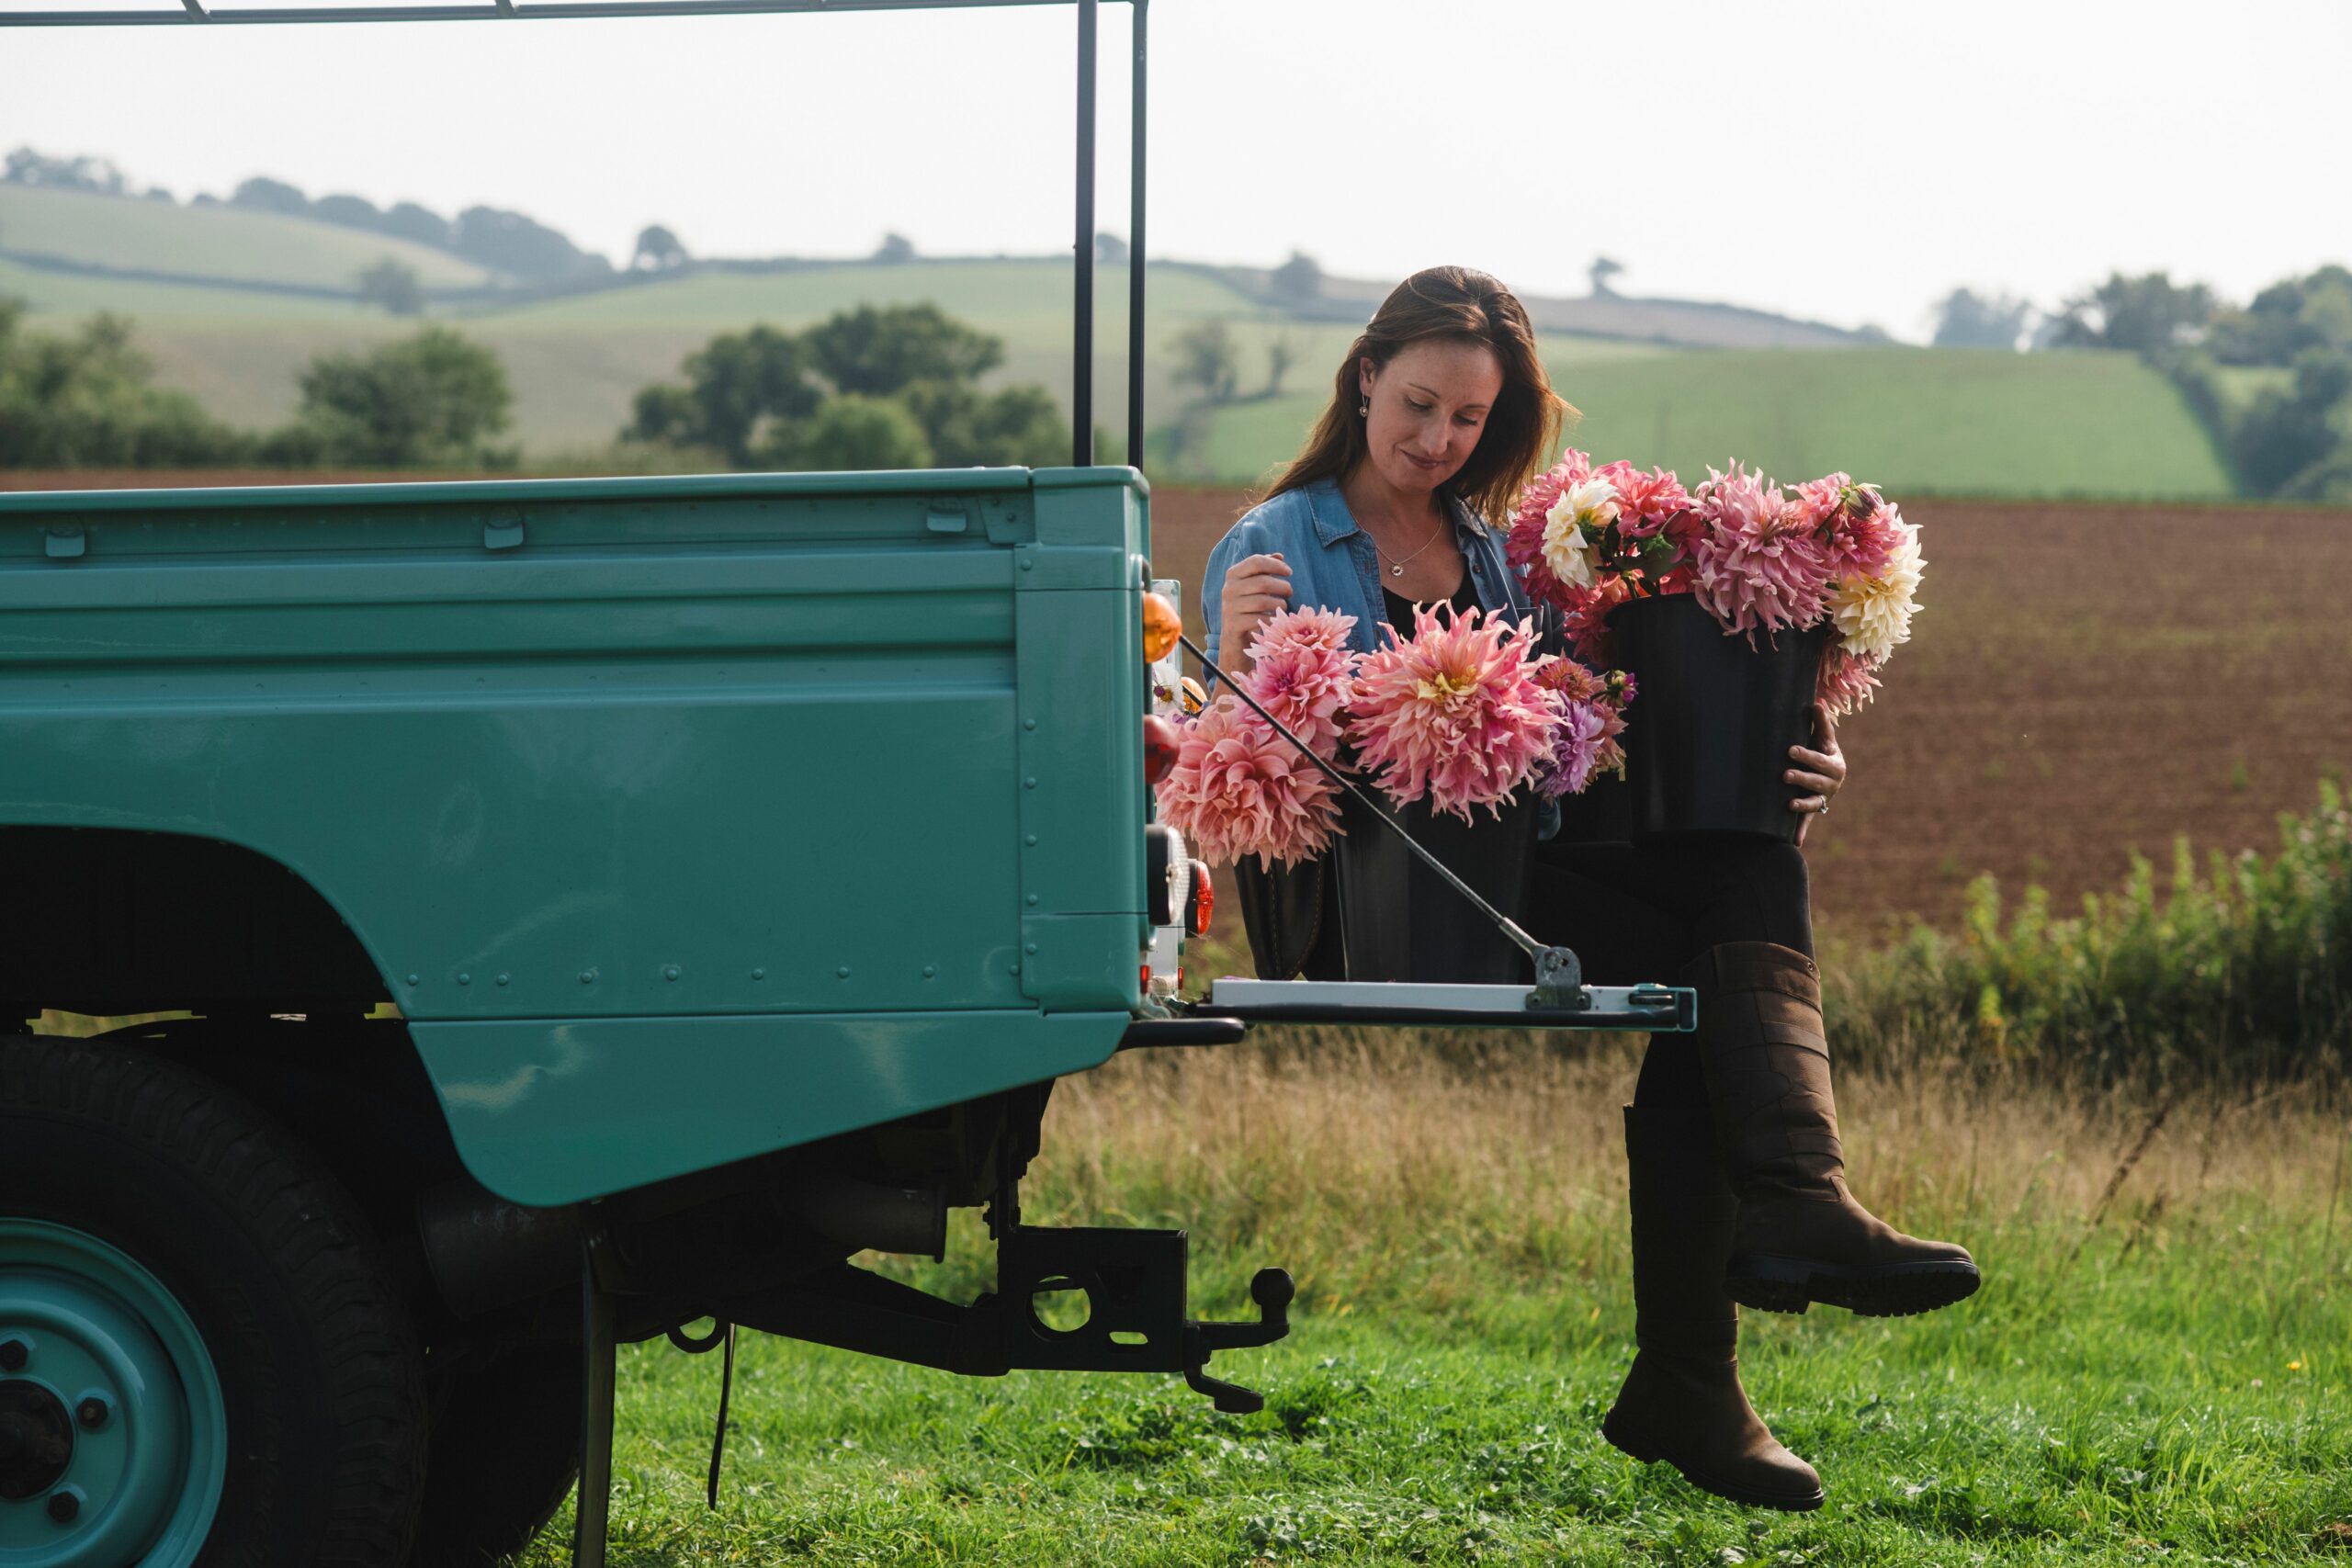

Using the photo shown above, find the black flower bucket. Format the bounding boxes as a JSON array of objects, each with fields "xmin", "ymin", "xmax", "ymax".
[
  {"xmin": 1609, "ymin": 593, "xmax": 1827, "ymax": 843},
  {"xmin": 1331, "ymin": 790, "xmax": 1536, "ymax": 983}
]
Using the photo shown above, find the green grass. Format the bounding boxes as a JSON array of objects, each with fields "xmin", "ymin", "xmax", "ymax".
[
  {"xmin": 0, "ymin": 184, "xmax": 493, "ymax": 290},
  {"xmin": 1185, "ymin": 346, "xmax": 2237, "ymax": 499},
  {"xmin": 514, "ymin": 1045, "xmax": 2352, "ymax": 1564}
]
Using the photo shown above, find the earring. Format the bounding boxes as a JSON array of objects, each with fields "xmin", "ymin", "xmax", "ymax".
[{"xmin": 1359, "ymin": 399, "xmax": 1369, "ymax": 417}]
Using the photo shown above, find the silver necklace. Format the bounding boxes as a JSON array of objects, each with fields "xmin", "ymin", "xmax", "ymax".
[{"xmin": 1375, "ymin": 513, "xmax": 1446, "ymax": 579}]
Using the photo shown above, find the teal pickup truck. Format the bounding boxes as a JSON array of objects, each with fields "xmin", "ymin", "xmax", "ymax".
[{"xmin": 0, "ymin": 7, "xmax": 1688, "ymax": 1566}]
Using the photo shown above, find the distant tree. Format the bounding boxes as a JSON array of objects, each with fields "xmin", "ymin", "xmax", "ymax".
[
  {"xmin": 872, "ymin": 231, "xmax": 917, "ymax": 265},
  {"xmin": 231, "ymin": 175, "xmax": 311, "ymax": 218},
  {"xmin": 453, "ymin": 205, "xmax": 609, "ymax": 282},
  {"xmin": 1094, "ymin": 231, "xmax": 1129, "ymax": 265},
  {"xmin": 2207, "ymin": 265, "xmax": 2352, "ymax": 367},
  {"xmin": 1589, "ymin": 256, "xmax": 1625, "ymax": 298},
  {"xmin": 628, "ymin": 305, "xmax": 1064, "ymax": 471},
  {"xmin": 1931, "ymin": 288, "xmax": 2035, "ymax": 350},
  {"xmin": 1169, "ymin": 319, "xmax": 1241, "ymax": 404},
  {"xmin": 1263, "ymin": 331, "xmax": 1296, "ymax": 398},
  {"xmin": 382, "ymin": 200, "xmax": 452, "ymax": 251},
  {"xmin": 142, "ymin": 187, "xmax": 175, "ymax": 204},
  {"xmin": 2233, "ymin": 347, "xmax": 2352, "ymax": 497},
  {"xmin": 628, "ymin": 324, "xmax": 820, "ymax": 466},
  {"xmin": 769, "ymin": 392, "xmax": 933, "ymax": 470},
  {"xmin": 897, "ymin": 379, "xmax": 1065, "ymax": 468},
  {"xmin": 313, "ymin": 193, "xmax": 384, "ymax": 231},
  {"xmin": 0, "ymin": 299, "xmax": 245, "ymax": 467},
  {"xmin": 801, "ymin": 303, "xmax": 1003, "ymax": 398},
  {"xmin": 632, "ymin": 224, "xmax": 690, "ymax": 273},
  {"xmin": 277, "ymin": 327, "xmax": 512, "ymax": 467},
  {"xmin": 3, "ymin": 148, "xmax": 128, "ymax": 195},
  {"xmin": 1271, "ymin": 251, "xmax": 1321, "ymax": 303},
  {"xmin": 356, "ymin": 258, "xmax": 426, "ymax": 317},
  {"xmin": 2049, "ymin": 272, "xmax": 2217, "ymax": 353}
]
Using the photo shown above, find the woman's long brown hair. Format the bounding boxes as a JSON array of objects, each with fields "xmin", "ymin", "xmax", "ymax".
[{"xmin": 1265, "ymin": 265, "xmax": 1572, "ymax": 525}]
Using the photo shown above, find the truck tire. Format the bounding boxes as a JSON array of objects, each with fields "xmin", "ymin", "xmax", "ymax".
[
  {"xmin": 408, "ymin": 1341, "xmax": 583, "ymax": 1566},
  {"xmin": 0, "ymin": 1035, "xmax": 427, "ymax": 1566}
]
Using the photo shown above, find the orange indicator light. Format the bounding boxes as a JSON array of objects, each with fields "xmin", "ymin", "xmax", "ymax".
[{"xmin": 1142, "ymin": 592, "xmax": 1182, "ymax": 663}]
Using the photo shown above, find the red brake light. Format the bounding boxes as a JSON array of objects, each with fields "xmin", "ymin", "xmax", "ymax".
[
  {"xmin": 1143, "ymin": 715, "xmax": 1180, "ymax": 786},
  {"xmin": 1187, "ymin": 860, "xmax": 1214, "ymax": 937}
]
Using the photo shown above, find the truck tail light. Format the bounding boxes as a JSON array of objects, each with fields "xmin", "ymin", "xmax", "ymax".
[
  {"xmin": 1187, "ymin": 861, "xmax": 1214, "ymax": 937},
  {"xmin": 1142, "ymin": 592, "xmax": 1182, "ymax": 663},
  {"xmin": 1143, "ymin": 715, "xmax": 1179, "ymax": 786}
]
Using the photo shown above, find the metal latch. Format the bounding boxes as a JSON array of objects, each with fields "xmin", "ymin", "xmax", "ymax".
[
  {"xmin": 481, "ymin": 510, "xmax": 526, "ymax": 551},
  {"xmin": 45, "ymin": 524, "xmax": 85, "ymax": 560},
  {"xmin": 925, "ymin": 507, "xmax": 970, "ymax": 535}
]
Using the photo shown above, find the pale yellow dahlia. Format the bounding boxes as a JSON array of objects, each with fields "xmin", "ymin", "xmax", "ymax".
[{"xmin": 1827, "ymin": 520, "xmax": 1923, "ymax": 663}]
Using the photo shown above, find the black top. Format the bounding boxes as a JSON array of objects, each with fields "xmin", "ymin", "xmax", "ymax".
[{"xmin": 1380, "ymin": 572, "xmax": 1481, "ymax": 637}]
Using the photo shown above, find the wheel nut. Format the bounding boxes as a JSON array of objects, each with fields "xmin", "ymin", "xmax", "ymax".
[
  {"xmin": 48, "ymin": 1491, "xmax": 79, "ymax": 1524},
  {"xmin": 76, "ymin": 1398, "xmax": 107, "ymax": 1429},
  {"xmin": 0, "ymin": 1339, "xmax": 26, "ymax": 1371}
]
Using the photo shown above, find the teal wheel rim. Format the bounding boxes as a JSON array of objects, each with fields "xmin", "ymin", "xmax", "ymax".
[{"xmin": 0, "ymin": 1220, "xmax": 226, "ymax": 1567}]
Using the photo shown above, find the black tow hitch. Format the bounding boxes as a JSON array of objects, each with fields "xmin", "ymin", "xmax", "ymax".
[
  {"xmin": 709, "ymin": 1221, "xmax": 1292, "ymax": 1415},
  {"xmin": 992, "ymin": 1223, "xmax": 1293, "ymax": 1414}
]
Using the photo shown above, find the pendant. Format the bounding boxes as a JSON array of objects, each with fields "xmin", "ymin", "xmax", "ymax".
[{"xmin": 1389, "ymin": 564, "xmax": 1404, "ymax": 578}]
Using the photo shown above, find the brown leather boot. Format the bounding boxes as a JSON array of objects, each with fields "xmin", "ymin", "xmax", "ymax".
[
  {"xmin": 1685, "ymin": 942, "xmax": 1981, "ymax": 1317},
  {"xmin": 1600, "ymin": 1104, "xmax": 1825, "ymax": 1511}
]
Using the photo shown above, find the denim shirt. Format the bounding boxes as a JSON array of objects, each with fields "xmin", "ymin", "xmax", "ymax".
[{"xmin": 1199, "ymin": 477, "xmax": 1530, "ymax": 670}]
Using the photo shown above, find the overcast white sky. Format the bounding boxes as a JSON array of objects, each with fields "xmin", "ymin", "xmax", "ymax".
[{"xmin": 3, "ymin": 0, "xmax": 2346, "ymax": 337}]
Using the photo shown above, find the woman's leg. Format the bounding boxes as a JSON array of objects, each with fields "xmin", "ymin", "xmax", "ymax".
[{"xmin": 1525, "ymin": 841, "xmax": 1820, "ymax": 1506}]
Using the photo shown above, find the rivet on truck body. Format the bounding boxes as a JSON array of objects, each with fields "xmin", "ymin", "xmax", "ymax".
[
  {"xmin": 1024, "ymin": 834, "xmax": 1038, "ymax": 846},
  {"xmin": 751, "ymin": 967, "xmax": 766, "ymax": 980},
  {"xmin": 836, "ymin": 965, "xmax": 851, "ymax": 979},
  {"xmin": 922, "ymin": 965, "xmax": 937, "ymax": 978},
  {"xmin": 663, "ymin": 964, "xmax": 681, "ymax": 981},
  {"xmin": 579, "ymin": 968, "xmax": 597, "ymax": 985},
  {"xmin": 457, "ymin": 973, "xmax": 470, "ymax": 986},
  {"xmin": 495, "ymin": 973, "xmax": 511, "ymax": 987}
]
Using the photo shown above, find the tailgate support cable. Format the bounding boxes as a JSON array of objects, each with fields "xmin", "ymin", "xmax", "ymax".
[{"xmin": 1178, "ymin": 633, "xmax": 1585, "ymax": 1007}]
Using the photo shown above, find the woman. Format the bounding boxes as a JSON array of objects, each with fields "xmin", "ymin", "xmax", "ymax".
[{"xmin": 1198, "ymin": 266, "xmax": 1977, "ymax": 1513}]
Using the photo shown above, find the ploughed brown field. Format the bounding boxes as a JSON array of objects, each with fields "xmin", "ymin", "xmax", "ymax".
[
  {"xmin": 10, "ymin": 471, "xmax": 2349, "ymax": 934},
  {"xmin": 1152, "ymin": 487, "xmax": 2352, "ymax": 937}
]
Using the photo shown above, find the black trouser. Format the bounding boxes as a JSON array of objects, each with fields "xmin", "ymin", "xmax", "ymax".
[{"xmin": 1524, "ymin": 835, "xmax": 1814, "ymax": 1111}]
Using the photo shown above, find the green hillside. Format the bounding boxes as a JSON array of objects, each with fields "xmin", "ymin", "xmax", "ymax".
[
  {"xmin": 0, "ymin": 189, "xmax": 2243, "ymax": 498},
  {"xmin": 1182, "ymin": 345, "xmax": 2236, "ymax": 500},
  {"xmin": 0, "ymin": 186, "xmax": 494, "ymax": 291}
]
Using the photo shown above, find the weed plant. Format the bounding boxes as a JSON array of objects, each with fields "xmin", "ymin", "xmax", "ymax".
[{"xmin": 1831, "ymin": 784, "xmax": 2352, "ymax": 1085}]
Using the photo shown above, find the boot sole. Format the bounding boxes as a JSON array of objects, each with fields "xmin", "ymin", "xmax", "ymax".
[
  {"xmin": 1724, "ymin": 1255, "xmax": 1982, "ymax": 1318},
  {"xmin": 1601, "ymin": 1417, "xmax": 1826, "ymax": 1512}
]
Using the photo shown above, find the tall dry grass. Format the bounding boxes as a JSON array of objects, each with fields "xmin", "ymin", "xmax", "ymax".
[{"xmin": 988, "ymin": 1032, "xmax": 2352, "ymax": 1340}]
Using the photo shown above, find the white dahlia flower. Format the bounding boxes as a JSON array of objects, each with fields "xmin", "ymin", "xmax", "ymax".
[{"xmin": 1541, "ymin": 477, "xmax": 1617, "ymax": 591}]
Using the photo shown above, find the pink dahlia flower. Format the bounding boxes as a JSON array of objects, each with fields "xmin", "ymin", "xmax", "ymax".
[
  {"xmin": 1241, "ymin": 607, "xmax": 1360, "ymax": 755},
  {"xmin": 1594, "ymin": 459, "xmax": 1694, "ymax": 543},
  {"xmin": 1816, "ymin": 644, "xmax": 1883, "ymax": 719},
  {"xmin": 1154, "ymin": 695, "xmax": 1343, "ymax": 868},
  {"xmin": 1350, "ymin": 605, "xmax": 1564, "ymax": 823},
  {"xmin": 1690, "ymin": 463, "xmax": 1835, "ymax": 641},
  {"xmin": 1796, "ymin": 471, "xmax": 1903, "ymax": 581}
]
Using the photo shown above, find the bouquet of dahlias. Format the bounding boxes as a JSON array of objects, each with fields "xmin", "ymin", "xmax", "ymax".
[
  {"xmin": 1506, "ymin": 451, "xmax": 1923, "ymax": 716},
  {"xmin": 1154, "ymin": 604, "xmax": 1633, "ymax": 864}
]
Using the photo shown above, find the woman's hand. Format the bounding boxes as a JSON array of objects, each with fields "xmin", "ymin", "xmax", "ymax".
[
  {"xmin": 1787, "ymin": 700, "xmax": 1847, "ymax": 847},
  {"xmin": 1217, "ymin": 552, "xmax": 1292, "ymax": 671}
]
